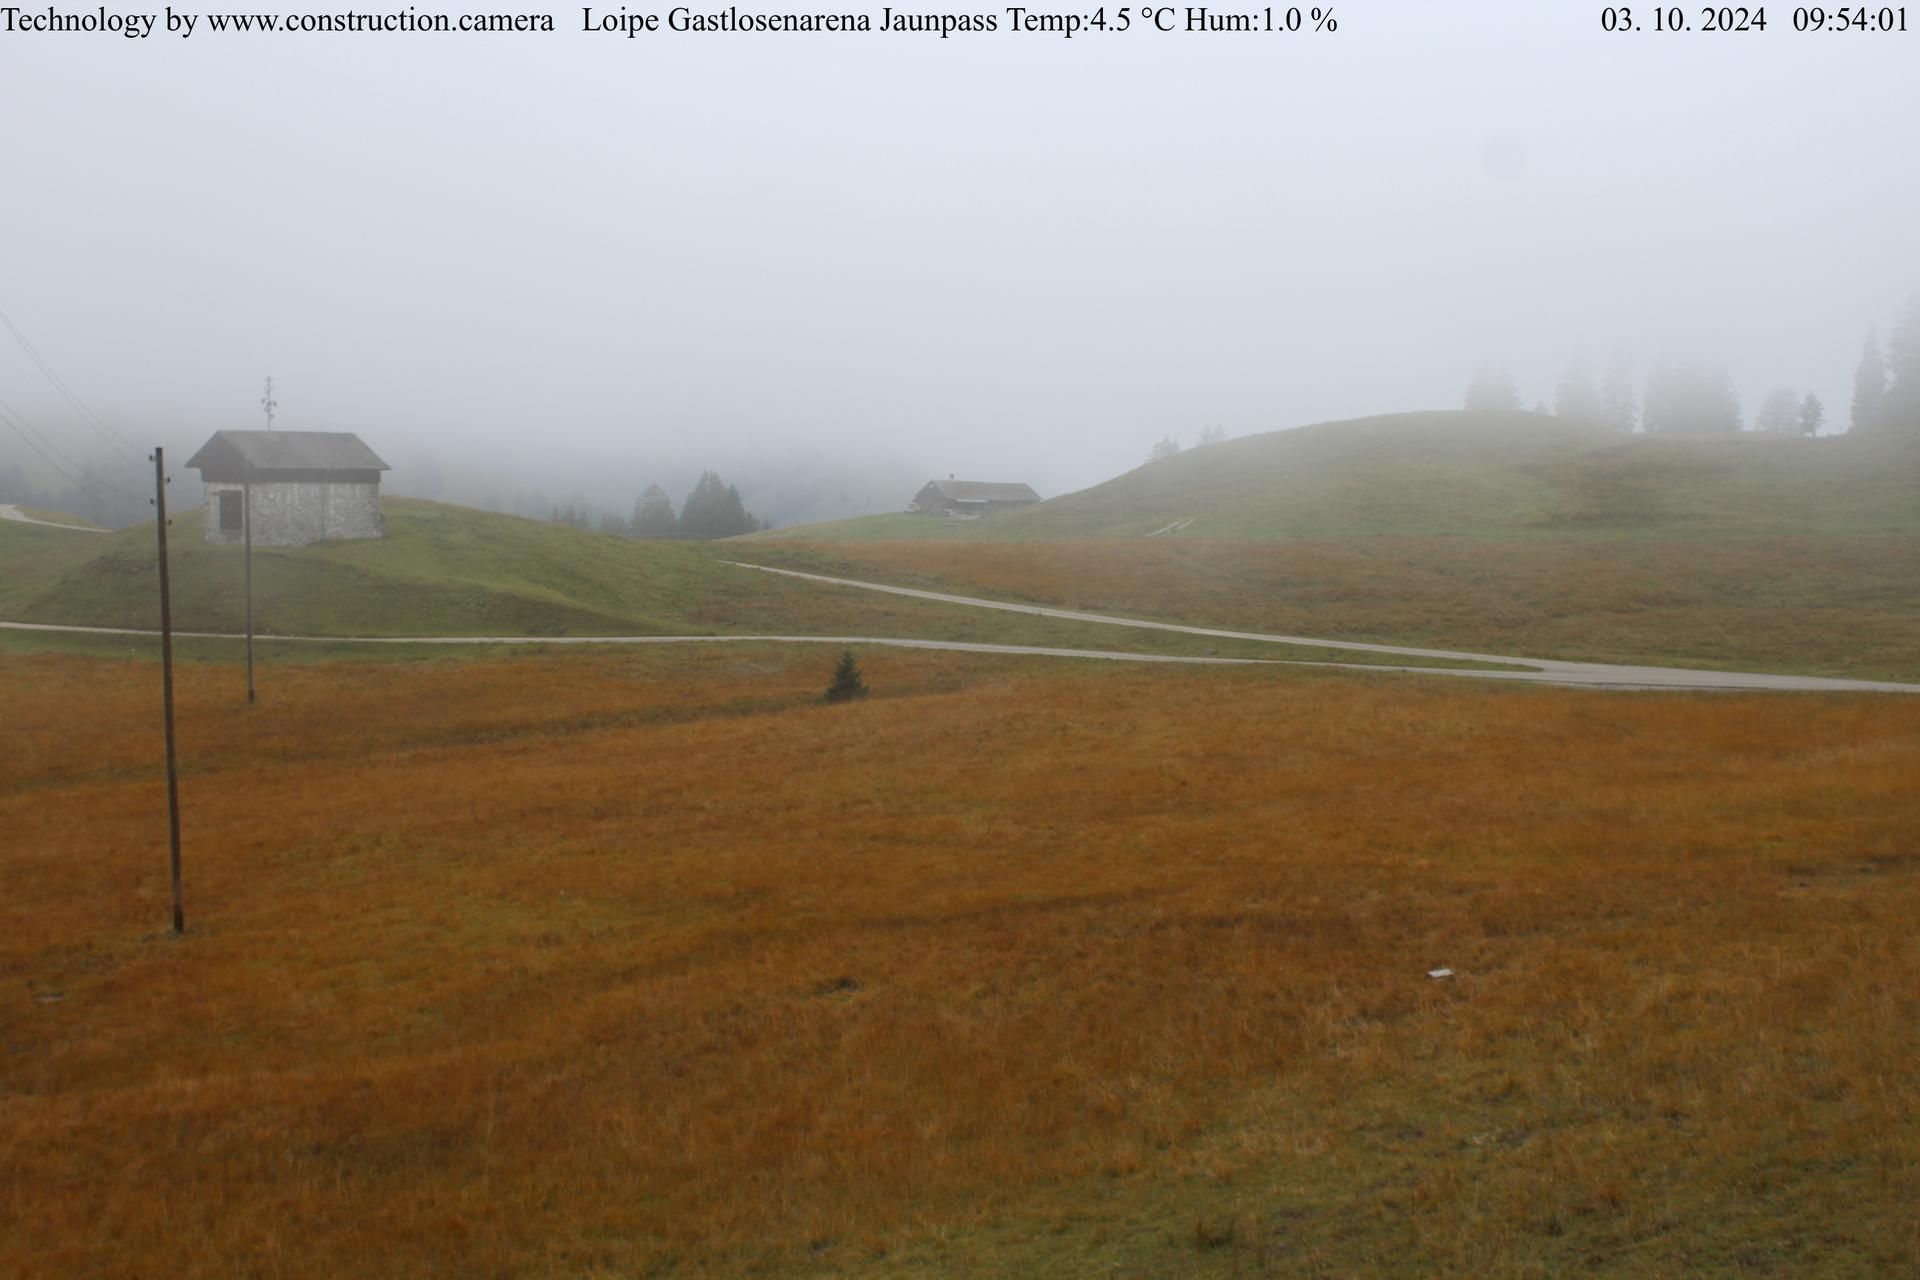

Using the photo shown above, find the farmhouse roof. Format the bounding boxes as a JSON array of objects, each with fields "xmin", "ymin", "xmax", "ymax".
[
  {"xmin": 186, "ymin": 430, "xmax": 390, "ymax": 473},
  {"xmin": 924, "ymin": 479, "xmax": 1040, "ymax": 503}
]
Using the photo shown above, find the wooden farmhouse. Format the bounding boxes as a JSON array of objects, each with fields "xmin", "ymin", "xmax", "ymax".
[
  {"xmin": 908, "ymin": 478, "xmax": 1040, "ymax": 518},
  {"xmin": 187, "ymin": 430, "xmax": 390, "ymax": 547}
]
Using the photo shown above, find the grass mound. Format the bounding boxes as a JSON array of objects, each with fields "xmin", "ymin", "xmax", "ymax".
[
  {"xmin": 757, "ymin": 412, "xmax": 1920, "ymax": 541},
  {"xmin": 3, "ymin": 499, "xmax": 714, "ymax": 636},
  {"xmin": 6, "ymin": 498, "xmax": 1499, "ymax": 668}
]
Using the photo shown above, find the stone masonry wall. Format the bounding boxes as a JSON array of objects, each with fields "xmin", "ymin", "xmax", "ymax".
[{"xmin": 202, "ymin": 481, "xmax": 385, "ymax": 546}]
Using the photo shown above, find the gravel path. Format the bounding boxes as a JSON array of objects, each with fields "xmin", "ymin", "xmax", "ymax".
[
  {"xmin": 719, "ymin": 561, "xmax": 1920, "ymax": 694},
  {"xmin": 6, "ymin": 561, "xmax": 1916, "ymax": 694},
  {"xmin": 0, "ymin": 504, "xmax": 107, "ymax": 532}
]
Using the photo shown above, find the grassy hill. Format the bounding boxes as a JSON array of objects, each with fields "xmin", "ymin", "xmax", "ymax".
[
  {"xmin": 755, "ymin": 412, "xmax": 1920, "ymax": 542},
  {"xmin": 0, "ymin": 517, "xmax": 114, "ymax": 616},
  {"xmin": 13, "ymin": 422, "xmax": 1917, "ymax": 678},
  {"xmin": 2, "ymin": 497, "xmax": 1482, "ymax": 668},
  {"xmin": 2, "ymin": 499, "xmax": 721, "ymax": 637},
  {"xmin": 731, "ymin": 413, "xmax": 1920, "ymax": 681}
]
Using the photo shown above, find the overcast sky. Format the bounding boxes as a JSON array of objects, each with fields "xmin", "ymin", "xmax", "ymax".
[{"xmin": 3, "ymin": 1, "xmax": 1914, "ymax": 497}]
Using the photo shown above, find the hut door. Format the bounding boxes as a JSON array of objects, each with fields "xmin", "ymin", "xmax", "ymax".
[{"xmin": 218, "ymin": 490, "xmax": 243, "ymax": 532}]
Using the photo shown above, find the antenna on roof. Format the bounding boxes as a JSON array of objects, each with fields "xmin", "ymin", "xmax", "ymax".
[{"xmin": 260, "ymin": 376, "xmax": 277, "ymax": 431}]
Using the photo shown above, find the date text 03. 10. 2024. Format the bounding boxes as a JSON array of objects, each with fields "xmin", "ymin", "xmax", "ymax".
[{"xmin": 1600, "ymin": 6, "xmax": 1907, "ymax": 30}]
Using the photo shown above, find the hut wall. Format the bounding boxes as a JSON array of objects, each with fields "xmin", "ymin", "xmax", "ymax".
[{"xmin": 202, "ymin": 480, "xmax": 385, "ymax": 546}]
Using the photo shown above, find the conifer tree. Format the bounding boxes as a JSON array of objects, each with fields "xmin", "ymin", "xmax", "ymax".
[
  {"xmin": 1598, "ymin": 356, "xmax": 1638, "ymax": 433},
  {"xmin": 1643, "ymin": 361, "xmax": 1741, "ymax": 436},
  {"xmin": 678, "ymin": 471, "xmax": 759, "ymax": 538},
  {"xmin": 630, "ymin": 483, "xmax": 677, "ymax": 537},
  {"xmin": 1888, "ymin": 293, "xmax": 1920, "ymax": 390},
  {"xmin": 1798, "ymin": 393, "xmax": 1824, "ymax": 437},
  {"xmin": 824, "ymin": 649, "xmax": 867, "ymax": 703},
  {"xmin": 724, "ymin": 483, "xmax": 753, "ymax": 532},
  {"xmin": 1880, "ymin": 293, "xmax": 1920, "ymax": 435},
  {"xmin": 1554, "ymin": 360, "xmax": 1600, "ymax": 423},
  {"xmin": 1852, "ymin": 330, "xmax": 1887, "ymax": 434},
  {"xmin": 1755, "ymin": 388, "xmax": 1800, "ymax": 436}
]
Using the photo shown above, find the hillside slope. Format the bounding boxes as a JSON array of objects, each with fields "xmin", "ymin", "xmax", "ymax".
[
  {"xmin": 4, "ymin": 498, "xmax": 1440, "ymax": 665},
  {"xmin": 756, "ymin": 412, "xmax": 1920, "ymax": 541},
  {"xmin": 3, "ymin": 500, "xmax": 723, "ymax": 636},
  {"xmin": 0, "ymin": 516, "xmax": 114, "ymax": 616}
]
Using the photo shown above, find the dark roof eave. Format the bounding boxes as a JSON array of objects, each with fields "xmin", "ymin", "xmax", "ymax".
[{"xmin": 186, "ymin": 430, "xmax": 390, "ymax": 473}]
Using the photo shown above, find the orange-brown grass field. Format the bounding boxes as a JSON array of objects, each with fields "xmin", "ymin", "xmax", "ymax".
[
  {"xmin": 732, "ymin": 536, "xmax": 1920, "ymax": 682},
  {"xmin": 4, "ymin": 646, "xmax": 1920, "ymax": 1278}
]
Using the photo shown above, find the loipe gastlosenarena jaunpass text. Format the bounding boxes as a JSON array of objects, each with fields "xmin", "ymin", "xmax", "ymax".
[{"xmin": 582, "ymin": 6, "xmax": 1005, "ymax": 36}]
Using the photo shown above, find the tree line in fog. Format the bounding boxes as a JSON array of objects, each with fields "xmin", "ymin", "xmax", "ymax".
[
  {"xmin": 1465, "ymin": 291, "xmax": 1920, "ymax": 439},
  {"xmin": 548, "ymin": 469, "xmax": 766, "ymax": 540}
]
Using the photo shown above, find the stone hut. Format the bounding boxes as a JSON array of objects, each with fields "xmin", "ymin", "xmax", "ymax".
[
  {"xmin": 187, "ymin": 430, "xmax": 390, "ymax": 546},
  {"xmin": 907, "ymin": 479, "xmax": 1040, "ymax": 517}
]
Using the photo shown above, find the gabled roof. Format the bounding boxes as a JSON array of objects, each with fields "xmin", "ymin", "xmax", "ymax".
[
  {"xmin": 186, "ymin": 430, "xmax": 389, "ymax": 473},
  {"xmin": 923, "ymin": 479, "xmax": 1040, "ymax": 503}
]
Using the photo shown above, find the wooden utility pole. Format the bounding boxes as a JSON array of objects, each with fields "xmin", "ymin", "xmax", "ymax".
[
  {"xmin": 243, "ymin": 459, "xmax": 255, "ymax": 704},
  {"xmin": 248, "ymin": 376, "xmax": 273, "ymax": 701},
  {"xmin": 152, "ymin": 448, "xmax": 185, "ymax": 935}
]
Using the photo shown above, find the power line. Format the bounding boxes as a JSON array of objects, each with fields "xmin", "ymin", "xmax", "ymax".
[
  {"xmin": 0, "ymin": 397, "xmax": 91, "ymax": 481},
  {"xmin": 0, "ymin": 395, "xmax": 99, "ymax": 479},
  {"xmin": 0, "ymin": 410, "xmax": 95, "ymax": 496},
  {"xmin": 0, "ymin": 396, "xmax": 145, "ymax": 508},
  {"xmin": 0, "ymin": 304, "xmax": 140, "ymax": 454},
  {"xmin": 0, "ymin": 305, "xmax": 137, "ymax": 452}
]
